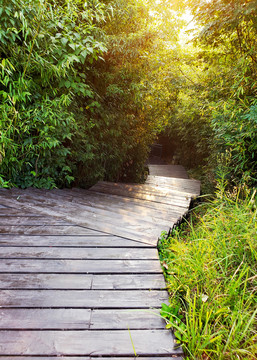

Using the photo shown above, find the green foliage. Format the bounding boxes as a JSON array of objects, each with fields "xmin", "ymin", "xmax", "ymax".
[
  {"xmin": 160, "ymin": 303, "xmax": 187, "ymax": 343},
  {"xmin": 3, "ymin": 0, "xmax": 256, "ymax": 189},
  {"xmin": 0, "ymin": 0, "xmax": 172, "ymax": 188},
  {"xmin": 0, "ymin": 0, "xmax": 108, "ymax": 188},
  {"xmin": 72, "ymin": 0, "xmax": 175, "ymax": 185},
  {"xmin": 212, "ymin": 101, "xmax": 257, "ymax": 185},
  {"xmin": 0, "ymin": 91, "xmax": 76, "ymax": 188},
  {"xmin": 158, "ymin": 186, "xmax": 257, "ymax": 359},
  {"xmin": 150, "ymin": 0, "xmax": 257, "ymax": 189}
]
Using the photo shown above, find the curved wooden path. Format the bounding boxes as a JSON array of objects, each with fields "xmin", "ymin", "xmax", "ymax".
[{"xmin": 0, "ymin": 165, "xmax": 200, "ymax": 358}]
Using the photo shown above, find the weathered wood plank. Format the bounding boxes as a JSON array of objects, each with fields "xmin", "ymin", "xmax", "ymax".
[
  {"xmin": 0, "ymin": 273, "xmax": 93, "ymax": 289},
  {"xmin": 0, "ymin": 259, "xmax": 163, "ymax": 273},
  {"xmin": 0, "ymin": 211, "xmax": 43, "ymax": 217},
  {"xmin": 0, "ymin": 358, "xmax": 90, "ymax": 360},
  {"xmin": 0, "ymin": 290, "xmax": 169, "ymax": 308},
  {"xmin": 0, "ymin": 273, "xmax": 165, "ymax": 290},
  {"xmin": 143, "ymin": 181, "xmax": 200, "ymax": 198},
  {"xmin": 90, "ymin": 182, "xmax": 190, "ymax": 207},
  {"xmin": 146, "ymin": 175, "xmax": 201, "ymax": 194},
  {"xmin": 0, "ymin": 217, "xmax": 72, "ymax": 225},
  {"xmin": 0, "ymin": 330, "xmax": 182, "ymax": 356},
  {"xmin": 0, "ymin": 192, "xmax": 27, "ymax": 211},
  {"xmin": 92, "ymin": 181, "xmax": 195, "ymax": 200},
  {"xmin": 0, "ymin": 190, "xmax": 172, "ymax": 242},
  {"xmin": 57, "ymin": 189, "xmax": 185, "ymax": 222},
  {"xmin": 92, "ymin": 274, "xmax": 166, "ymax": 290},
  {"xmin": 0, "ymin": 358, "xmax": 183, "ymax": 360},
  {"xmin": 0, "ymin": 225, "xmax": 104, "ymax": 236},
  {"xmin": 6, "ymin": 187, "xmax": 184, "ymax": 221},
  {"xmin": 0, "ymin": 309, "xmax": 91, "ymax": 329},
  {"xmin": 0, "ymin": 309, "xmax": 165, "ymax": 330},
  {"xmin": 90, "ymin": 309, "xmax": 166, "ymax": 329},
  {"xmin": 29, "ymin": 188, "xmax": 177, "ymax": 226},
  {"xmin": 69, "ymin": 188, "xmax": 189, "ymax": 215},
  {"xmin": 0, "ymin": 194, "xmax": 168, "ymax": 243},
  {"xmin": 149, "ymin": 165, "xmax": 189, "ymax": 179},
  {"xmin": 0, "ymin": 246, "xmax": 158, "ymax": 260},
  {"xmin": 0, "ymin": 235, "xmax": 152, "ymax": 247},
  {"xmin": 0, "ymin": 207, "xmax": 41, "ymax": 216},
  {"xmin": 0, "ymin": 204, "xmax": 9, "ymax": 208}
]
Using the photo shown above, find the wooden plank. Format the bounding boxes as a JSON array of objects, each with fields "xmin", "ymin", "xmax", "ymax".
[
  {"xmin": 54, "ymin": 188, "xmax": 185, "ymax": 221},
  {"xmin": 0, "ymin": 273, "xmax": 93, "ymax": 289},
  {"xmin": 92, "ymin": 181, "xmax": 194, "ymax": 200},
  {"xmin": 0, "ymin": 208, "xmax": 42, "ymax": 216},
  {"xmin": 0, "ymin": 192, "xmax": 168, "ymax": 243},
  {"xmin": 0, "ymin": 290, "xmax": 169, "ymax": 308},
  {"xmin": 0, "ymin": 219, "xmax": 165, "ymax": 246},
  {"xmin": 143, "ymin": 181, "xmax": 200, "ymax": 198},
  {"xmin": 0, "ymin": 225, "xmax": 104, "ymax": 236},
  {"xmin": 0, "ymin": 235, "xmax": 152, "ymax": 248},
  {"xmin": 0, "ymin": 308, "xmax": 165, "ymax": 330},
  {"xmin": 0, "ymin": 246, "xmax": 158, "ymax": 260},
  {"xmin": 0, "ymin": 330, "xmax": 182, "ymax": 356},
  {"xmin": 0, "ymin": 189, "xmax": 183, "ymax": 242},
  {"xmin": 147, "ymin": 173, "xmax": 200, "ymax": 186},
  {"xmin": 149, "ymin": 165, "xmax": 189, "ymax": 179},
  {"xmin": 0, "ymin": 204, "xmax": 9, "ymax": 208},
  {"xmin": 0, "ymin": 274, "xmax": 165, "ymax": 290},
  {"xmin": 92, "ymin": 274, "xmax": 166, "ymax": 290},
  {"xmin": 1, "ymin": 190, "xmax": 173, "ymax": 241},
  {"xmin": 69, "ymin": 188, "xmax": 189, "ymax": 215},
  {"xmin": 31, "ymin": 188, "xmax": 177, "ymax": 227},
  {"xmin": 0, "ymin": 309, "xmax": 91, "ymax": 329},
  {"xmin": 0, "ymin": 358, "xmax": 183, "ymax": 360},
  {"xmin": 0, "ymin": 211, "xmax": 43, "ymax": 217},
  {"xmin": 90, "ymin": 182, "xmax": 190, "ymax": 207},
  {"xmin": 0, "ymin": 259, "xmax": 163, "ymax": 273},
  {"xmin": 90, "ymin": 309, "xmax": 166, "ymax": 329},
  {"xmin": 0, "ymin": 358, "xmax": 90, "ymax": 360},
  {"xmin": 0, "ymin": 192, "xmax": 25, "ymax": 211},
  {"xmin": 0, "ymin": 217, "xmax": 72, "ymax": 225},
  {"xmin": 146, "ymin": 175, "xmax": 201, "ymax": 195},
  {"xmin": 8, "ymin": 185, "xmax": 188, "ymax": 212}
]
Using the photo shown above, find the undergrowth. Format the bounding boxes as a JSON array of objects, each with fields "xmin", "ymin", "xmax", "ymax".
[{"xmin": 158, "ymin": 185, "xmax": 257, "ymax": 360}]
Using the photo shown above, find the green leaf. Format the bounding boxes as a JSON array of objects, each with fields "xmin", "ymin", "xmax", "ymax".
[{"xmin": 61, "ymin": 38, "xmax": 68, "ymax": 46}]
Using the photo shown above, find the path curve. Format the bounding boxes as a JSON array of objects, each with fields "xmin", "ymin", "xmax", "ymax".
[{"xmin": 0, "ymin": 165, "xmax": 200, "ymax": 358}]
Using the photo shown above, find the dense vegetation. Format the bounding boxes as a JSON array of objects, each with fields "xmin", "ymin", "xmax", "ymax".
[
  {"xmin": 1, "ymin": 0, "xmax": 257, "ymax": 189},
  {"xmin": 159, "ymin": 185, "xmax": 257, "ymax": 359},
  {"xmin": 0, "ymin": 0, "xmax": 173, "ymax": 188}
]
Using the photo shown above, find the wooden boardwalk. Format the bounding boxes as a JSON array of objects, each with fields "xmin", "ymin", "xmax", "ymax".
[{"xmin": 0, "ymin": 165, "xmax": 200, "ymax": 358}]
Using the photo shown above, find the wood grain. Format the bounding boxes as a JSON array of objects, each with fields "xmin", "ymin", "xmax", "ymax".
[
  {"xmin": 0, "ymin": 273, "xmax": 166, "ymax": 290},
  {"xmin": 0, "ymin": 165, "xmax": 200, "ymax": 357},
  {"xmin": 0, "ymin": 289, "xmax": 169, "ymax": 308},
  {"xmin": 0, "ymin": 330, "xmax": 182, "ymax": 356},
  {"xmin": 0, "ymin": 246, "xmax": 158, "ymax": 260},
  {"xmin": 0, "ymin": 259, "xmax": 163, "ymax": 273}
]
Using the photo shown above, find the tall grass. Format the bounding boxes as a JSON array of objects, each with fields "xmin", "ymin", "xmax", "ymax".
[{"xmin": 159, "ymin": 186, "xmax": 257, "ymax": 359}]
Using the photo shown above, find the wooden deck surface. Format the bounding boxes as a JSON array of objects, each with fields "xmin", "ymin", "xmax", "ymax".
[{"xmin": 0, "ymin": 165, "xmax": 200, "ymax": 358}]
